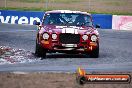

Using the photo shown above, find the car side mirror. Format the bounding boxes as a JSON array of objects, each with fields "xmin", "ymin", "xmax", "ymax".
[
  {"xmin": 95, "ymin": 24, "xmax": 100, "ymax": 28},
  {"xmin": 35, "ymin": 22, "xmax": 40, "ymax": 25}
]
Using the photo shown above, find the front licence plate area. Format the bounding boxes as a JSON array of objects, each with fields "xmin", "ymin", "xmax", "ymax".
[{"xmin": 62, "ymin": 44, "xmax": 77, "ymax": 48}]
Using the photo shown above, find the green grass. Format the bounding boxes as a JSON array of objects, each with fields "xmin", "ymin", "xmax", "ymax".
[
  {"xmin": 1, "ymin": 7, "xmax": 132, "ymax": 15},
  {"xmin": 0, "ymin": 7, "xmax": 51, "ymax": 11},
  {"xmin": 1, "ymin": 0, "xmax": 132, "ymax": 15},
  {"xmin": 105, "ymin": 1, "xmax": 129, "ymax": 6}
]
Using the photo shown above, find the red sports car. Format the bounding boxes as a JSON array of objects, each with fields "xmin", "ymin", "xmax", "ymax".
[{"xmin": 35, "ymin": 10, "xmax": 100, "ymax": 58}]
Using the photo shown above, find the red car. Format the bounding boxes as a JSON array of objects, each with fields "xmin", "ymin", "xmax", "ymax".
[{"xmin": 35, "ymin": 10, "xmax": 100, "ymax": 58}]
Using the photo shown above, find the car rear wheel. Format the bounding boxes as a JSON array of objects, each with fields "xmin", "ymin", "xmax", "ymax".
[
  {"xmin": 35, "ymin": 41, "xmax": 46, "ymax": 59},
  {"xmin": 89, "ymin": 46, "xmax": 99, "ymax": 58}
]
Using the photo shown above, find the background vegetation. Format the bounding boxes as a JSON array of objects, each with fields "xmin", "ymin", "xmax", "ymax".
[{"xmin": 0, "ymin": 0, "xmax": 132, "ymax": 15}]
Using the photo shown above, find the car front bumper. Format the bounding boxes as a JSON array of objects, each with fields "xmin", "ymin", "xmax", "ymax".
[{"xmin": 40, "ymin": 39, "xmax": 98, "ymax": 53}]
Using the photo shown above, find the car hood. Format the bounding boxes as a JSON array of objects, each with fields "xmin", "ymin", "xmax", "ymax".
[{"xmin": 39, "ymin": 25, "xmax": 94, "ymax": 34}]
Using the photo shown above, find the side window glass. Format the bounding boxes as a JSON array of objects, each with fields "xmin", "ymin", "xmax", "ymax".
[{"xmin": 43, "ymin": 14, "xmax": 50, "ymax": 25}]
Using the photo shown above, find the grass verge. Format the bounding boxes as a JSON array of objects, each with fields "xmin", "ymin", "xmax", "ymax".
[
  {"xmin": 1, "ymin": 7, "xmax": 132, "ymax": 15},
  {"xmin": 10, "ymin": 0, "xmax": 81, "ymax": 3}
]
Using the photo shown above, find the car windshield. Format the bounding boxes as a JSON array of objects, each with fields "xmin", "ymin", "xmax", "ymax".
[{"xmin": 43, "ymin": 13, "xmax": 93, "ymax": 26}]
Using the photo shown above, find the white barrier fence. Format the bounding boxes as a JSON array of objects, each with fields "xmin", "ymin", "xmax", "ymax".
[{"xmin": 112, "ymin": 15, "xmax": 132, "ymax": 30}]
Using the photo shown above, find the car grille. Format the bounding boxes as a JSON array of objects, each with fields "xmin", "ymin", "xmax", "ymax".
[{"xmin": 59, "ymin": 33, "xmax": 80, "ymax": 44}]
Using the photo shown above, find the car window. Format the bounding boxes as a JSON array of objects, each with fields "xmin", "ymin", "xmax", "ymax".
[{"xmin": 43, "ymin": 13, "xmax": 93, "ymax": 27}]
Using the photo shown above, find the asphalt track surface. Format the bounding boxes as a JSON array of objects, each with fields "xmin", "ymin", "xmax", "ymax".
[{"xmin": 0, "ymin": 23, "xmax": 132, "ymax": 72}]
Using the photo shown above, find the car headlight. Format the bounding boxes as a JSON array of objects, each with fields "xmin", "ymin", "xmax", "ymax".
[
  {"xmin": 52, "ymin": 33, "xmax": 57, "ymax": 39},
  {"xmin": 43, "ymin": 33, "xmax": 49, "ymax": 39},
  {"xmin": 91, "ymin": 35, "xmax": 97, "ymax": 42},
  {"xmin": 82, "ymin": 34, "xmax": 88, "ymax": 40}
]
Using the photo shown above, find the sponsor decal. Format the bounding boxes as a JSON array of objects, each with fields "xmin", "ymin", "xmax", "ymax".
[
  {"xmin": 0, "ymin": 10, "xmax": 44, "ymax": 25},
  {"xmin": 0, "ymin": 16, "xmax": 40, "ymax": 25},
  {"xmin": 61, "ymin": 26, "xmax": 79, "ymax": 34},
  {"xmin": 76, "ymin": 67, "xmax": 131, "ymax": 85}
]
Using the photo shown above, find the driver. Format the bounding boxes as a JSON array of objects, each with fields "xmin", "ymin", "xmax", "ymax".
[{"xmin": 74, "ymin": 15, "xmax": 85, "ymax": 25}]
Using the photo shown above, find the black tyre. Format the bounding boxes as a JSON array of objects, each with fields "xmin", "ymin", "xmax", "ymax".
[
  {"xmin": 76, "ymin": 76, "xmax": 86, "ymax": 85},
  {"xmin": 35, "ymin": 41, "xmax": 46, "ymax": 58},
  {"xmin": 89, "ymin": 46, "xmax": 99, "ymax": 58}
]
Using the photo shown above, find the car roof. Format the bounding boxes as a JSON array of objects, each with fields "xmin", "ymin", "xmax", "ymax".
[{"xmin": 45, "ymin": 10, "xmax": 91, "ymax": 15}]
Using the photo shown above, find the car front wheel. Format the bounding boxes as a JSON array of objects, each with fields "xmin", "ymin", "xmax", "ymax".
[
  {"xmin": 35, "ymin": 41, "xmax": 46, "ymax": 59},
  {"xmin": 89, "ymin": 46, "xmax": 99, "ymax": 58}
]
